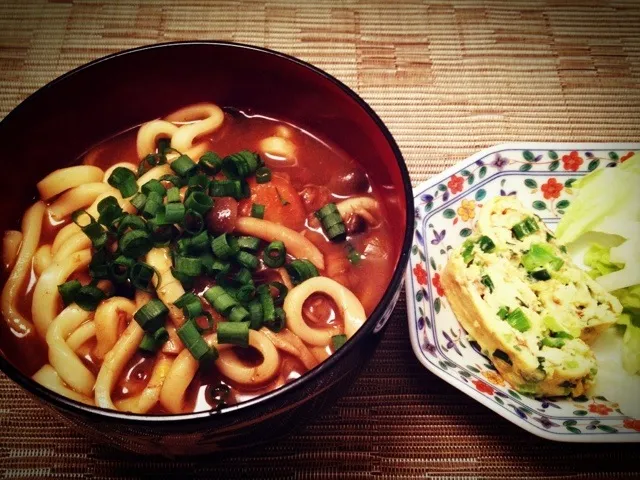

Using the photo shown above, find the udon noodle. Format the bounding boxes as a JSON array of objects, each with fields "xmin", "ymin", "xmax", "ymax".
[{"xmin": 0, "ymin": 102, "xmax": 398, "ymax": 414}]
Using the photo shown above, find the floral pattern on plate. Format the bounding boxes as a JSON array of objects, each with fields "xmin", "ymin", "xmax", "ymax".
[{"xmin": 406, "ymin": 143, "xmax": 640, "ymax": 442}]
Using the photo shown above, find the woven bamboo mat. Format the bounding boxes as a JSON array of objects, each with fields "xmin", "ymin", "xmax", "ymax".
[{"xmin": 1, "ymin": 0, "xmax": 640, "ymax": 478}]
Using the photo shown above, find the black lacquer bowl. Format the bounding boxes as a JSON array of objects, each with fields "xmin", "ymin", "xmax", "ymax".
[{"xmin": 0, "ymin": 42, "xmax": 413, "ymax": 456}]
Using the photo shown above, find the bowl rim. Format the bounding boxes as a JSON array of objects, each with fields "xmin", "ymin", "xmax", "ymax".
[{"xmin": 0, "ymin": 40, "xmax": 414, "ymax": 424}]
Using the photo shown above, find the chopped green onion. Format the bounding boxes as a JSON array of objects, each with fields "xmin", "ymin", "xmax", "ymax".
[
  {"xmin": 331, "ymin": 334, "xmax": 347, "ymax": 350},
  {"xmin": 263, "ymin": 241, "xmax": 286, "ymax": 268},
  {"xmin": 551, "ymin": 331, "xmax": 574, "ymax": 339},
  {"xmin": 174, "ymin": 292, "xmax": 203, "ymax": 318},
  {"xmin": 251, "ymin": 203, "xmax": 265, "ymax": 219},
  {"xmin": 184, "ymin": 191, "xmax": 213, "ymax": 216},
  {"xmin": 204, "ymin": 285, "xmax": 238, "ymax": 315},
  {"xmin": 522, "ymin": 243, "xmax": 564, "ymax": 275},
  {"xmin": 504, "ymin": 307, "xmax": 531, "ymax": 332},
  {"xmin": 268, "ymin": 282, "xmax": 288, "ymax": 306},
  {"xmin": 477, "ymin": 236, "xmax": 496, "ymax": 253},
  {"xmin": 177, "ymin": 319, "xmax": 218, "ymax": 363},
  {"xmin": 481, "ymin": 274, "xmax": 494, "ymax": 293},
  {"xmin": 236, "ymin": 251, "xmax": 258, "ymax": 270},
  {"xmin": 497, "ymin": 306, "xmax": 509, "ymax": 320},
  {"xmin": 97, "ymin": 196, "xmax": 123, "ymax": 227},
  {"xmin": 211, "ymin": 233, "xmax": 238, "ymax": 259},
  {"xmin": 255, "ymin": 167, "xmax": 272, "ymax": 184},
  {"xmin": 203, "ymin": 256, "xmax": 230, "ymax": 276},
  {"xmin": 171, "ymin": 268, "xmax": 194, "ymax": 289},
  {"xmin": 265, "ymin": 307, "xmax": 285, "ymax": 332},
  {"xmin": 228, "ymin": 305, "xmax": 250, "ymax": 323},
  {"xmin": 173, "ymin": 255, "xmax": 202, "ymax": 277},
  {"xmin": 89, "ymin": 249, "xmax": 110, "ymax": 279},
  {"xmin": 210, "ymin": 180, "xmax": 242, "ymax": 198},
  {"xmin": 199, "ymin": 151, "xmax": 223, "ymax": 175},
  {"xmin": 166, "ymin": 187, "xmax": 181, "ymax": 203},
  {"xmin": 346, "ymin": 243, "xmax": 362, "ymax": 265},
  {"xmin": 138, "ymin": 154, "xmax": 163, "ymax": 177},
  {"xmin": 236, "ymin": 284, "xmax": 256, "ymax": 303},
  {"xmin": 130, "ymin": 262, "xmax": 156, "ymax": 291},
  {"xmin": 195, "ymin": 312, "xmax": 215, "ymax": 333},
  {"xmin": 182, "ymin": 209, "xmax": 205, "ymax": 235},
  {"xmin": 157, "ymin": 137, "xmax": 171, "ymax": 155},
  {"xmin": 493, "ymin": 349, "xmax": 512, "ymax": 365},
  {"xmin": 233, "ymin": 268, "xmax": 253, "ymax": 286},
  {"xmin": 108, "ymin": 167, "xmax": 138, "ymax": 198},
  {"xmin": 142, "ymin": 191, "xmax": 164, "ymax": 219},
  {"xmin": 134, "ymin": 299, "xmax": 168, "ymax": 333},
  {"xmin": 109, "ymin": 255, "xmax": 134, "ymax": 283},
  {"xmin": 58, "ymin": 280, "xmax": 82, "ymax": 306},
  {"xmin": 530, "ymin": 269, "xmax": 551, "ymax": 281},
  {"xmin": 171, "ymin": 155, "xmax": 197, "ymax": 177},
  {"xmin": 180, "ymin": 230, "xmax": 209, "ymax": 255},
  {"xmin": 259, "ymin": 285, "xmax": 276, "ymax": 324},
  {"xmin": 540, "ymin": 337, "xmax": 565, "ymax": 349},
  {"xmin": 315, "ymin": 203, "xmax": 346, "ymax": 242},
  {"xmin": 512, "ymin": 216, "xmax": 540, "ymax": 240},
  {"xmin": 237, "ymin": 236, "xmax": 260, "ymax": 252},
  {"xmin": 285, "ymin": 259, "xmax": 319, "ymax": 285},
  {"xmin": 141, "ymin": 179, "xmax": 166, "ymax": 197},
  {"xmin": 162, "ymin": 202, "xmax": 185, "ymax": 224},
  {"xmin": 222, "ymin": 150, "xmax": 261, "ymax": 179},
  {"xmin": 130, "ymin": 192, "xmax": 147, "ymax": 212},
  {"xmin": 461, "ymin": 239, "xmax": 475, "ymax": 265},
  {"xmin": 187, "ymin": 174, "xmax": 211, "ymax": 192},
  {"xmin": 119, "ymin": 230, "xmax": 152, "ymax": 258},
  {"xmin": 117, "ymin": 214, "xmax": 146, "ymax": 235},
  {"xmin": 72, "ymin": 210, "xmax": 107, "ymax": 249},
  {"xmin": 248, "ymin": 301, "xmax": 263, "ymax": 330},
  {"xmin": 159, "ymin": 174, "xmax": 183, "ymax": 188},
  {"xmin": 139, "ymin": 327, "xmax": 169, "ymax": 353},
  {"xmin": 74, "ymin": 285, "xmax": 106, "ymax": 311},
  {"xmin": 216, "ymin": 321, "xmax": 250, "ymax": 347}
]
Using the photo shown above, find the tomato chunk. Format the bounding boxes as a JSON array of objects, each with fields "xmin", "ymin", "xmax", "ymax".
[{"xmin": 239, "ymin": 176, "xmax": 306, "ymax": 231}]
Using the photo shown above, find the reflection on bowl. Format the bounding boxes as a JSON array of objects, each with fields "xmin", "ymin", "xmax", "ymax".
[{"xmin": 0, "ymin": 41, "xmax": 413, "ymax": 455}]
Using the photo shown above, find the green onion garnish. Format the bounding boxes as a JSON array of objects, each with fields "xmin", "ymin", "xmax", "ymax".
[
  {"xmin": 530, "ymin": 269, "xmax": 551, "ymax": 281},
  {"xmin": 497, "ymin": 306, "xmax": 509, "ymax": 320},
  {"xmin": 97, "ymin": 196, "xmax": 123, "ymax": 227},
  {"xmin": 346, "ymin": 243, "xmax": 362, "ymax": 265},
  {"xmin": 58, "ymin": 280, "xmax": 82, "ymax": 306},
  {"xmin": 285, "ymin": 259, "xmax": 319, "ymax": 285},
  {"xmin": 119, "ymin": 230, "xmax": 152, "ymax": 258},
  {"xmin": 89, "ymin": 249, "xmax": 110, "ymax": 279},
  {"xmin": 461, "ymin": 239, "xmax": 474, "ymax": 265},
  {"xmin": 315, "ymin": 203, "xmax": 346, "ymax": 242},
  {"xmin": 199, "ymin": 151, "xmax": 223, "ymax": 175},
  {"xmin": 109, "ymin": 255, "xmax": 134, "ymax": 283},
  {"xmin": 331, "ymin": 334, "xmax": 347, "ymax": 350},
  {"xmin": 269, "ymin": 282, "xmax": 288, "ymax": 306},
  {"xmin": 141, "ymin": 179, "xmax": 166, "ymax": 197},
  {"xmin": 130, "ymin": 262, "xmax": 156, "ymax": 291},
  {"xmin": 236, "ymin": 250, "xmax": 259, "ymax": 270},
  {"xmin": 258, "ymin": 285, "xmax": 276, "ymax": 324},
  {"xmin": 187, "ymin": 174, "xmax": 211, "ymax": 193},
  {"xmin": 74, "ymin": 285, "xmax": 106, "ymax": 311},
  {"xmin": 265, "ymin": 307, "xmax": 286, "ymax": 333},
  {"xmin": 166, "ymin": 187, "xmax": 181, "ymax": 203},
  {"xmin": 255, "ymin": 167, "xmax": 272, "ymax": 184},
  {"xmin": 162, "ymin": 202, "xmax": 185, "ymax": 224},
  {"xmin": 228, "ymin": 305, "xmax": 250, "ymax": 323},
  {"xmin": 159, "ymin": 174, "xmax": 183, "ymax": 188},
  {"xmin": 540, "ymin": 337, "xmax": 565, "ymax": 349},
  {"xmin": 251, "ymin": 203, "xmax": 265, "ymax": 219},
  {"xmin": 237, "ymin": 236, "xmax": 260, "ymax": 252},
  {"xmin": 134, "ymin": 299, "xmax": 169, "ymax": 333},
  {"xmin": 480, "ymin": 274, "xmax": 494, "ymax": 293},
  {"xmin": 177, "ymin": 319, "xmax": 218, "ymax": 363},
  {"xmin": 174, "ymin": 292, "xmax": 203, "ymax": 319},
  {"xmin": 217, "ymin": 321, "xmax": 250, "ymax": 347},
  {"xmin": 130, "ymin": 192, "xmax": 147, "ymax": 212},
  {"xmin": 236, "ymin": 284, "xmax": 256, "ymax": 303},
  {"xmin": 222, "ymin": 150, "xmax": 261, "ymax": 179},
  {"xmin": 108, "ymin": 167, "xmax": 138, "ymax": 198},
  {"xmin": 117, "ymin": 214, "xmax": 146, "ymax": 235},
  {"xmin": 171, "ymin": 155, "xmax": 197, "ymax": 177},
  {"xmin": 504, "ymin": 307, "xmax": 531, "ymax": 332},
  {"xmin": 182, "ymin": 209, "xmax": 205, "ymax": 235},
  {"xmin": 139, "ymin": 327, "xmax": 169, "ymax": 353},
  {"xmin": 210, "ymin": 180, "xmax": 242, "ymax": 198},
  {"xmin": 173, "ymin": 255, "xmax": 202, "ymax": 277},
  {"xmin": 72, "ymin": 210, "xmax": 107, "ymax": 249},
  {"xmin": 248, "ymin": 300, "xmax": 263, "ymax": 330},
  {"xmin": 233, "ymin": 268, "xmax": 253, "ymax": 286},
  {"xmin": 477, "ymin": 236, "xmax": 496, "ymax": 253},
  {"xmin": 263, "ymin": 241, "xmax": 285, "ymax": 268},
  {"xmin": 142, "ymin": 191, "xmax": 163, "ymax": 219},
  {"xmin": 211, "ymin": 233, "xmax": 238, "ymax": 259},
  {"xmin": 204, "ymin": 285, "xmax": 238, "ymax": 315},
  {"xmin": 493, "ymin": 349, "xmax": 512, "ymax": 365},
  {"xmin": 512, "ymin": 216, "xmax": 540, "ymax": 240}
]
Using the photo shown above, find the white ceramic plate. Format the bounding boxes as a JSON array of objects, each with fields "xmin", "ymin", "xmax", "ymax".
[{"xmin": 405, "ymin": 143, "xmax": 640, "ymax": 442}]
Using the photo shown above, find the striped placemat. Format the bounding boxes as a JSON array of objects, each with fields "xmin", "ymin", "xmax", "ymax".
[{"xmin": 1, "ymin": 1, "xmax": 639, "ymax": 478}]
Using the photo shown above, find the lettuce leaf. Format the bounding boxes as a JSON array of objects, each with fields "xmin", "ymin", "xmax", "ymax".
[{"xmin": 621, "ymin": 320, "xmax": 640, "ymax": 375}]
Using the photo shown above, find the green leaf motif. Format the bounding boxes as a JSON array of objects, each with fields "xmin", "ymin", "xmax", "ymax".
[
  {"xmin": 467, "ymin": 174, "xmax": 475, "ymax": 185},
  {"xmin": 549, "ymin": 160, "xmax": 560, "ymax": 171},
  {"xmin": 467, "ymin": 365, "xmax": 480, "ymax": 373},
  {"xmin": 566, "ymin": 426, "xmax": 582, "ymax": 434},
  {"xmin": 565, "ymin": 178, "xmax": 577, "ymax": 188},
  {"xmin": 588, "ymin": 159, "xmax": 600, "ymax": 171},
  {"xmin": 434, "ymin": 298, "xmax": 441, "ymax": 313},
  {"xmin": 460, "ymin": 228, "xmax": 472, "ymax": 238},
  {"xmin": 439, "ymin": 360, "xmax": 448, "ymax": 370},
  {"xmin": 438, "ymin": 184, "xmax": 448, "ymax": 192},
  {"xmin": 508, "ymin": 389, "xmax": 521, "ymax": 400},
  {"xmin": 548, "ymin": 150, "xmax": 559, "ymax": 160},
  {"xmin": 608, "ymin": 151, "xmax": 619, "ymax": 161},
  {"xmin": 460, "ymin": 169, "xmax": 470, "ymax": 177},
  {"xmin": 573, "ymin": 410, "xmax": 588, "ymax": 416},
  {"xmin": 532, "ymin": 200, "xmax": 547, "ymax": 211},
  {"xmin": 443, "ymin": 208, "xmax": 456, "ymax": 219},
  {"xmin": 495, "ymin": 396, "xmax": 504, "ymax": 405},
  {"xmin": 479, "ymin": 166, "xmax": 487, "ymax": 179},
  {"xmin": 475, "ymin": 189, "xmax": 486, "ymax": 201},
  {"xmin": 572, "ymin": 395, "xmax": 589, "ymax": 403},
  {"xmin": 430, "ymin": 257, "xmax": 437, "ymax": 271},
  {"xmin": 556, "ymin": 200, "xmax": 570, "ymax": 209},
  {"xmin": 523, "ymin": 150, "xmax": 535, "ymax": 162},
  {"xmin": 459, "ymin": 370, "xmax": 471, "ymax": 378},
  {"xmin": 594, "ymin": 395, "xmax": 608, "ymax": 401},
  {"xmin": 563, "ymin": 419, "xmax": 578, "ymax": 426},
  {"xmin": 425, "ymin": 203, "xmax": 433, "ymax": 213},
  {"xmin": 519, "ymin": 163, "xmax": 532, "ymax": 172},
  {"xmin": 416, "ymin": 290, "xmax": 424, "ymax": 302},
  {"xmin": 597, "ymin": 425, "xmax": 618, "ymax": 433},
  {"xmin": 412, "ymin": 245, "xmax": 418, "ymax": 255},
  {"xmin": 524, "ymin": 179, "xmax": 538, "ymax": 188}
]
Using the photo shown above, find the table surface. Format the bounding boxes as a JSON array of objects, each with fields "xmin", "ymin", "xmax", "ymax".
[{"xmin": 1, "ymin": 0, "xmax": 639, "ymax": 478}]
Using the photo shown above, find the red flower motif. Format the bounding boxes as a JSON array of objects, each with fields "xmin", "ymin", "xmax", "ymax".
[
  {"xmin": 448, "ymin": 175, "xmax": 464, "ymax": 194},
  {"xmin": 588, "ymin": 403, "xmax": 613, "ymax": 415},
  {"xmin": 562, "ymin": 151, "xmax": 584, "ymax": 171},
  {"xmin": 432, "ymin": 272, "xmax": 445, "ymax": 297},
  {"xmin": 623, "ymin": 418, "xmax": 640, "ymax": 431},
  {"xmin": 540, "ymin": 178, "xmax": 563, "ymax": 200},
  {"xmin": 620, "ymin": 151, "xmax": 635, "ymax": 163},
  {"xmin": 472, "ymin": 379, "xmax": 494, "ymax": 395},
  {"xmin": 413, "ymin": 264, "xmax": 427, "ymax": 286}
]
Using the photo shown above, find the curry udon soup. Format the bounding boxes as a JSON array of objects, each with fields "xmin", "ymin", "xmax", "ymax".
[{"xmin": 0, "ymin": 103, "xmax": 400, "ymax": 414}]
